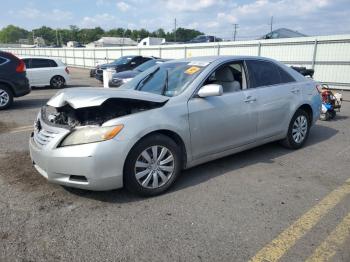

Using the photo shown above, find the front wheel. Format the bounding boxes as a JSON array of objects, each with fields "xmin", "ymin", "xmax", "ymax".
[
  {"xmin": 124, "ymin": 134, "xmax": 182, "ymax": 197},
  {"xmin": 281, "ymin": 109, "xmax": 310, "ymax": 149},
  {"xmin": 50, "ymin": 76, "xmax": 66, "ymax": 88},
  {"xmin": 0, "ymin": 86, "xmax": 13, "ymax": 110}
]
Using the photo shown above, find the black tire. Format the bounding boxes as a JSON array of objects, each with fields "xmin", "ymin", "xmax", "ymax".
[
  {"xmin": 281, "ymin": 109, "xmax": 310, "ymax": 149},
  {"xmin": 124, "ymin": 134, "xmax": 182, "ymax": 197},
  {"xmin": 50, "ymin": 76, "xmax": 66, "ymax": 89},
  {"xmin": 0, "ymin": 85, "xmax": 14, "ymax": 110},
  {"xmin": 329, "ymin": 110, "xmax": 336, "ymax": 119}
]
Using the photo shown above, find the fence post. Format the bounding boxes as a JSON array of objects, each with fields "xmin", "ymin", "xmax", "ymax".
[
  {"xmin": 73, "ymin": 48, "xmax": 76, "ymax": 66},
  {"xmin": 83, "ymin": 48, "xmax": 85, "ymax": 68},
  {"xmin": 159, "ymin": 46, "xmax": 162, "ymax": 58},
  {"xmin": 312, "ymin": 39, "xmax": 318, "ymax": 70},
  {"xmin": 106, "ymin": 48, "xmax": 109, "ymax": 63},
  {"xmin": 217, "ymin": 43, "xmax": 220, "ymax": 56},
  {"xmin": 64, "ymin": 48, "xmax": 67, "ymax": 65},
  {"xmin": 93, "ymin": 48, "xmax": 96, "ymax": 67},
  {"xmin": 258, "ymin": 42, "xmax": 261, "ymax": 56},
  {"xmin": 184, "ymin": 46, "xmax": 187, "ymax": 59}
]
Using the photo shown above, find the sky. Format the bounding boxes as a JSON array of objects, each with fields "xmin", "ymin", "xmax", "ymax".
[{"xmin": 2, "ymin": 0, "xmax": 350, "ymax": 40}]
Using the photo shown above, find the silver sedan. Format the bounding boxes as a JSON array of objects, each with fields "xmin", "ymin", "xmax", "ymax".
[{"xmin": 29, "ymin": 56, "xmax": 321, "ymax": 196}]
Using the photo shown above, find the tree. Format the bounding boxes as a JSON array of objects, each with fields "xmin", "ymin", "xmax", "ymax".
[
  {"xmin": 32, "ymin": 26, "xmax": 55, "ymax": 44},
  {"xmin": 0, "ymin": 25, "xmax": 29, "ymax": 43}
]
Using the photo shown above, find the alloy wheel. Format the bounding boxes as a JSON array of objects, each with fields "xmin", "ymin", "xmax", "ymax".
[
  {"xmin": 292, "ymin": 115, "xmax": 308, "ymax": 143},
  {"xmin": 134, "ymin": 145, "xmax": 175, "ymax": 189},
  {"xmin": 0, "ymin": 88, "xmax": 10, "ymax": 107},
  {"xmin": 52, "ymin": 76, "xmax": 64, "ymax": 88}
]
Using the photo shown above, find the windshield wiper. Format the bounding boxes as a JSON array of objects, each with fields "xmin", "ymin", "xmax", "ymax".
[
  {"xmin": 161, "ymin": 69, "xmax": 169, "ymax": 96},
  {"xmin": 135, "ymin": 67, "xmax": 160, "ymax": 90}
]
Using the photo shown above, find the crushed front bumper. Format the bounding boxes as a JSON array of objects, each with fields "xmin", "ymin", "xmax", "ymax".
[{"xmin": 29, "ymin": 118, "xmax": 129, "ymax": 191}]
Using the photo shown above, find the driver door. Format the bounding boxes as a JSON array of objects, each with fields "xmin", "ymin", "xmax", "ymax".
[{"xmin": 187, "ymin": 61, "xmax": 258, "ymax": 160}]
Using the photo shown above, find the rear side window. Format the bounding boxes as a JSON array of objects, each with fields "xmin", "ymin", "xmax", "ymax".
[
  {"xmin": 48, "ymin": 60, "xmax": 58, "ymax": 67},
  {"xmin": 31, "ymin": 59, "xmax": 56, "ymax": 68},
  {"xmin": 246, "ymin": 60, "xmax": 282, "ymax": 88},
  {"xmin": 277, "ymin": 66, "xmax": 295, "ymax": 83}
]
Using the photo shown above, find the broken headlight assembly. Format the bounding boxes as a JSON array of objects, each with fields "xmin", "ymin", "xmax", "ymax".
[{"xmin": 60, "ymin": 124, "xmax": 124, "ymax": 147}]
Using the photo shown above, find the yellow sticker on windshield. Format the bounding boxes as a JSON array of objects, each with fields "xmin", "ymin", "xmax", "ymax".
[{"xmin": 185, "ymin": 66, "xmax": 201, "ymax": 75}]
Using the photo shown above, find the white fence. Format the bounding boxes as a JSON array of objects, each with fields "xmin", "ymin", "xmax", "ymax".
[{"xmin": 3, "ymin": 34, "xmax": 350, "ymax": 90}]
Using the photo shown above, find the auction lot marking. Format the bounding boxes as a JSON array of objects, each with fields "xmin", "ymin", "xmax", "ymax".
[
  {"xmin": 249, "ymin": 178, "xmax": 350, "ymax": 262},
  {"xmin": 305, "ymin": 212, "xmax": 350, "ymax": 262}
]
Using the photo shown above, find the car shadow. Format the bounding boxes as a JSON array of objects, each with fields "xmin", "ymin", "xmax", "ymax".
[
  {"xmin": 8, "ymin": 99, "xmax": 49, "ymax": 110},
  {"xmin": 64, "ymin": 124, "xmax": 338, "ymax": 204}
]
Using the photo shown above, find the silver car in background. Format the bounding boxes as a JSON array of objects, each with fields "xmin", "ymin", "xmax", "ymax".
[{"xmin": 29, "ymin": 56, "xmax": 321, "ymax": 196}]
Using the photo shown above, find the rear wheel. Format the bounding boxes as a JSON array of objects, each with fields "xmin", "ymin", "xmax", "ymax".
[
  {"xmin": 50, "ymin": 76, "xmax": 66, "ymax": 88},
  {"xmin": 281, "ymin": 109, "xmax": 310, "ymax": 149},
  {"xmin": 124, "ymin": 134, "xmax": 182, "ymax": 197},
  {"xmin": 0, "ymin": 86, "xmax": 13, "ymax": 110}
]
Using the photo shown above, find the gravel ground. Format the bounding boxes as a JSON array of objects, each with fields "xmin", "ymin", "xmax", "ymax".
[{"xmin": 0, "ymin": 68, "xmax": 350, "ymax": 262}]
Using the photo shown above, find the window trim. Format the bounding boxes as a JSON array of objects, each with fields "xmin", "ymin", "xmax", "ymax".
[{"xmin": 0, "ymin": 56, "xmax": 10, "ymax": 66}]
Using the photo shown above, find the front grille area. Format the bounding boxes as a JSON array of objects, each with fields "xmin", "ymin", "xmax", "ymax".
[{"xmin": 33, "ymin": 125, "xmax": 59, "ymax": 148}]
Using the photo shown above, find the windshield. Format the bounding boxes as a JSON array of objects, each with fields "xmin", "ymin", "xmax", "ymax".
[
  {"xmin": 121, "ymin": 61, "xmax": 208, "ymax": 97},
  {"xmin": 134, "ymin": 59, "xmax": 157, "ymax": 72},
  {"xmin": 111, "ymin": 56, "xmax": 134, "ymax": 65}
]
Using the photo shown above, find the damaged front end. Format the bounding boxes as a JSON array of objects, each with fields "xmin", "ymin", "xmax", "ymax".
[
  {"xmin": 41, "ymin": 88, "xmax": 169, "ymax": 128},
  {"xmin": 42, "ymin": 98, "xmax": 166, "ymax": 128}
]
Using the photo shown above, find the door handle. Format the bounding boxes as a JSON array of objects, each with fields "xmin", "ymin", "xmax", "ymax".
[{"xmin": 244, "ymin": 96, "xmax": 257, "ymax": 103}]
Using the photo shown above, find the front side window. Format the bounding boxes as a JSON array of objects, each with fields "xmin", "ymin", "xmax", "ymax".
[
  {"xmin": 203, "ymin": 61, "xmax": 246, "ymax": 93},
  {"xmin": 121, "ymin": 61, "xmax": 208, "ymax": 97},
  {"xmin": 245, "ymin": 60, "xmax": 282, "ymax": 88}
]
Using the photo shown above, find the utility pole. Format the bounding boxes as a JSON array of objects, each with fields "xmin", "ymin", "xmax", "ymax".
[
  {"xmin": 56, "ymin": 29, "xmax": 59, "ymax": 46},
  {"xmin": 174, "ymin": 18, "xmax": 177, "ymax": 42},
  {"xmin": 270, "ymin": 16, "xmax": 273, "ymax": 33},
  {"xmin": 233, "ymin": 23, "xmax": 239, "ymax": 41}
]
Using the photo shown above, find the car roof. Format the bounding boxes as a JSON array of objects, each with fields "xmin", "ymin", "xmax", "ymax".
[
  {"xmin": 20, "ymin": 56, "xmax": 65, "ymax": 64},
  {"xmin": 177, "ymin": 55, "xmax": 275, "ymax": 64}
]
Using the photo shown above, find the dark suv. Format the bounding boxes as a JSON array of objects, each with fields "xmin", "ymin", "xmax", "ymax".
[
  {"xmin": 93, "ymin": 56, "xmax": 153, "ymax": 81},
  {"xmin": 0, "ymin": 51, "xmax": 30, "ymax": 109}
]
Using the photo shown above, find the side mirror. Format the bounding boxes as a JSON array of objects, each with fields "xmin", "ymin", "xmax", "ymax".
[{"xmin": 197, "ymin": 84, "xmax": 223, "ymax": 98}]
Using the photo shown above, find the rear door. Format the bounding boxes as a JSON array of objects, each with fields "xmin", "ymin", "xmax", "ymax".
[
  {"xmin": 30, "ymin": 59, "xmax": 55, "ymax": 86},
  {"xmin": 245, "ymin": 59, "xmax": 300, "ymax": 139}
]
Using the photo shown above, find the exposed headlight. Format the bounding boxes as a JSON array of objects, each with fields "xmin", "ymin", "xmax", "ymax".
[{"xmin": 60, "ymin": 125, "xmax": 124, "ymax": 147}]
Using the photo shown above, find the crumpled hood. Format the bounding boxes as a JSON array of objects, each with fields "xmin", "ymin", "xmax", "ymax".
[{"xmin": 47, "ymin": 87, "xmax": 169, "ymax": 109}]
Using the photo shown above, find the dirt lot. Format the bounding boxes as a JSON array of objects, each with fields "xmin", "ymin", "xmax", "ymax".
[{"xmin": 1, "ymin": 68, "xmax": 350, "ymax": 262}]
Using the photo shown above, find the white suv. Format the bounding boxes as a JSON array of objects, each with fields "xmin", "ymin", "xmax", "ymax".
[{"xmin": 22, "ymin": 57, "xmax": 70, "ymax": 88}]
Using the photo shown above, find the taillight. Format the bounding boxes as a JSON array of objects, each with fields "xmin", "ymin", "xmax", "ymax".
[
  {"xmin": 65, "ymin": 67, "xmax": 70, "ymax": 74},
  {"xmin": 16, "ymin": 59, "xmax": 26, "ymax": 73}
]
